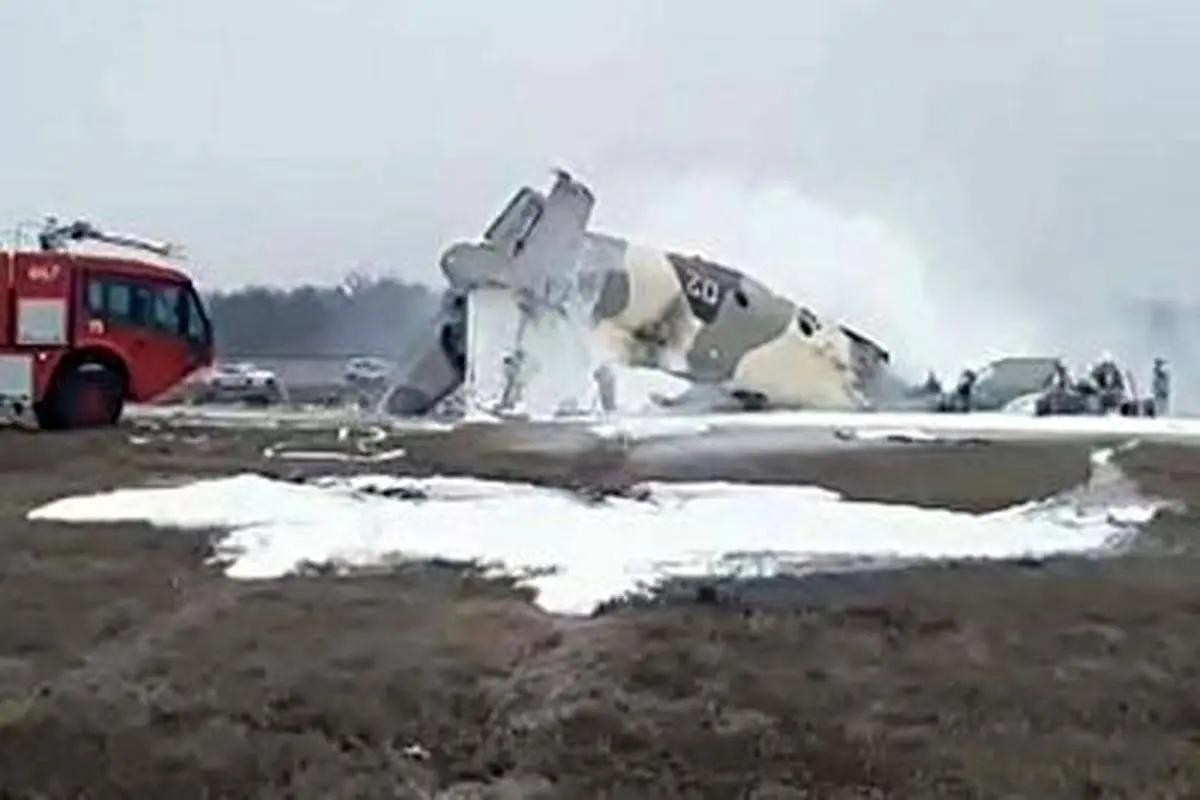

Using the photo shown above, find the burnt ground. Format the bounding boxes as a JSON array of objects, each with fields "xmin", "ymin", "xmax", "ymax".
[{"xmin": 2, "ymin": 426, "xmax": 1200, "ymax": 798}]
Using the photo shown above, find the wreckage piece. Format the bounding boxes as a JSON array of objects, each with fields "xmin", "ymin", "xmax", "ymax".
[
  {"xmin": 382, "ymin": 170, "xmax": 893, "ymax": 418},
  {"xmin": 381, "ymin": 170, "xmax": 597, "ymax": 418},
  {"xmin": 445, "ymin": 168, "xmax": 598, "ymax": 417},
  {"xmin": 879, "ymin": 355, "xmax": 1165, "ymax": 418},
  {"xmin": 440, "ymin": 167, "xmax": 594, "ymax": 308},
  {"xmin": 379, "ymin": 291, "xmax": 468, "ymax": 416}
]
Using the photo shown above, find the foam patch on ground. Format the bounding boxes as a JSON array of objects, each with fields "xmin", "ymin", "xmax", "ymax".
[{"xmin": 28, "ymin": 448, "xmax": 1168, "ymax": 615}]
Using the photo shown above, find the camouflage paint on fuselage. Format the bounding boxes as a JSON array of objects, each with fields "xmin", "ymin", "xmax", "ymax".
[
  {"xmin": 664, "ymin": 252, "xmax": 794, "ymax": 384},
  {"xmin": 584, "ymin": 232, "xmax": 886, "ymax": 409}
]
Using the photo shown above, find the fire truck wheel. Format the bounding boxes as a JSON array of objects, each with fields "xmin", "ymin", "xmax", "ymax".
[{"xmin": 40, "ymin": 361, "xmax": 127, "ymax": 430}]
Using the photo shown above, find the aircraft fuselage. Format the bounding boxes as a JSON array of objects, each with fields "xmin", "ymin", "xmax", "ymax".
[{"xmin": 382, "ymin": 171, "xmax": 891, "ymax": 417}]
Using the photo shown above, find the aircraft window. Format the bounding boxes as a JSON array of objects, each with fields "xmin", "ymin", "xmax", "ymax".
[{"xmin": 796, "ymin": 307, "xmax": 819, "ymax": 337}]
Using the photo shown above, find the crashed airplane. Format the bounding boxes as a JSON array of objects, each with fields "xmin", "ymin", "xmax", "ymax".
[{"xmin": 383, "ymin": 170, "xmax": 893, "ymax": 418}]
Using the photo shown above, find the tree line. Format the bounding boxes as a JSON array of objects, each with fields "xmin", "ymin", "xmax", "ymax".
[{"xmin": 206, "ymin": 272, "xmax": 438, "ymax": 357}]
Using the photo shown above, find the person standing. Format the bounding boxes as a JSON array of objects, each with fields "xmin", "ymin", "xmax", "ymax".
[
  {"xmin": 1090, "ymin": 353, "xmax": 1124, "ymax": 413},
  {"xmin": 1152, "ymin": 357, "xmax": 1171, "ymax": 415},
  {"xmin": 953, "ymin": 369, "xmax": 977, "ymax": 412}
]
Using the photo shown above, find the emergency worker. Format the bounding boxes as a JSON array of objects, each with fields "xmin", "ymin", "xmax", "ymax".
[
  {"xmin": 1090, "ymin": 353, "xmax": 1125, "ymax": 413},
  {"xmin": 594, "ymin": 364, "xmax": 617, "ymax": 412},
  {"xmin": 1052, "ymin": 360, "xmax": 1070, "ymax": 389},
  {"xmin": 1153, "ymin": 357, "xmax": 1170, "ymax": 415},
  {"xmin": 954, "ymin": 369, "xmax": 977, "ymax": 412}
]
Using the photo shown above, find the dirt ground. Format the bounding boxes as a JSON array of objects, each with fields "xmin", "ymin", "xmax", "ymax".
[{"xmin": 2, "ymin": 424, "xmax": 1200, "ymax": 798}]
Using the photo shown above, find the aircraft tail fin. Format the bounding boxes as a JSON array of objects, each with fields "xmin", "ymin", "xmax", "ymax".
[
  {"xmin": 440, "ymin": 168, "xmax": 595, "ymax": 307},
  {"xmin": 439, "ymin": 170, "xmax": 600, "ymax": 417}
]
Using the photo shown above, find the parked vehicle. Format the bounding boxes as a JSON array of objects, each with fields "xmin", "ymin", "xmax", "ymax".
[
  {"xmin": 343, "ymin": 356, "xmax": 390, "ymax": 388},
  {"xmin": 196, "ymin": 361, "xmax": 281, "ymax": 404}
]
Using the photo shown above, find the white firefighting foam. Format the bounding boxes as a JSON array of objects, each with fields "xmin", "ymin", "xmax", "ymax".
[
  {"xmin": 460, "ymin": 285, "xmax": 691, "ymax": 419},
  {"xmin": 28, "ymin": 447, "xmax": 1167, "ymax": 615}
]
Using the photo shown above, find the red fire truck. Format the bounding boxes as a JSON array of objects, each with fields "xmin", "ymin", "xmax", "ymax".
[{"xmin": 0, "ymin": 218, "xmax": 214, "ymax": 429}]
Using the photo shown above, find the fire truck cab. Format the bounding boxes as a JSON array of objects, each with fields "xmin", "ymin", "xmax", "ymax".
[{"xmin": 0, "ymin": 217, "xmax": 214, "ymax": 429}]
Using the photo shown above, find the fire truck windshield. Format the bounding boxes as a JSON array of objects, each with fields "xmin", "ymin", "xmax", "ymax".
[{"xmin": 84, "ymin": 273, "xmax": 212, "ymax": 346}]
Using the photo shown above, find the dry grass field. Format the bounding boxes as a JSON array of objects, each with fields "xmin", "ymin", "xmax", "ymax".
[{"xmin": 1, "ymin": 425, "xmax": 1199, "ymax": 798}]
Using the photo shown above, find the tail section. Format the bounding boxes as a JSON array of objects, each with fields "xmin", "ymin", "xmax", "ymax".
[
  {"xmin": 440, "ymin": 169, "xmax": 600, "ymax": 416},
  {"xmin": 440, "ymin": 168, "xmax": 595, "ymax": 306}
]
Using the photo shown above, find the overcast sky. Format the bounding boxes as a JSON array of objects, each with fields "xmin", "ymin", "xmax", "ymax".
[{"xmin": 4, "ymin": 0, "xmax": 1199, "ymax": 371}]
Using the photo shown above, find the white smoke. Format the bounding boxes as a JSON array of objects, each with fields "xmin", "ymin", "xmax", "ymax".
[{"xmin": 595, "ymin": 172, "xmax": 1048, "ymax": 383}]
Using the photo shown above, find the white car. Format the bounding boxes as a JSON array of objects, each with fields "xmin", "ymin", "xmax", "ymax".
[
  {"xmin": 195, "ymin": 361, "xmax": 282, "ymax": 404},
  {"xmin": 343, "ymin": 356, "xmax": 390, "ymax": 387},
  {"xmin": 204, "ymin": 362, "xmax": 278, "ymax": 390}
]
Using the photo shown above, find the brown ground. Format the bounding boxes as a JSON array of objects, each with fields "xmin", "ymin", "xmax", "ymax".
[{"xmin": 2, "ymin": 424, "xmax": 1200, "ymax": 798}]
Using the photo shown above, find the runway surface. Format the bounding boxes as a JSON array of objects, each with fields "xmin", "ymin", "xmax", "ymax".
[{"xmin": 126, "ymin": 401, "xmax": 1200, "ymax": 458}]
